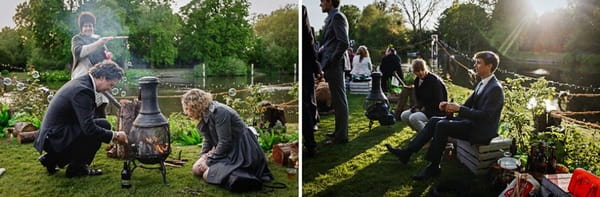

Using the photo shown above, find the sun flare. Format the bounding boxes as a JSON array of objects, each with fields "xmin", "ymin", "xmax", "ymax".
[{"xmin": 528, "ymin": 0, "xmax": 569, "ymax": 15}]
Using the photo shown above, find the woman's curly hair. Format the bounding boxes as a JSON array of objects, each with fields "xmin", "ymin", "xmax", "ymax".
[{"xmin": 181, "ymin": 89, "xmax": 213, "ymax": 121}]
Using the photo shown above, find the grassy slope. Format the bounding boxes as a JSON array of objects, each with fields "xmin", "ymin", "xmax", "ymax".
[
  {"xmin": 302, "ymin": 82, "xmax": 503, "ymax": 196},
  {"xmin": 0, "ymin": 129, "xmax": 298, "ymax": 196}
]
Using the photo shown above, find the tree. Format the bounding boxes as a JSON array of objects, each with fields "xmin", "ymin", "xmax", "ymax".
[
  {"xmin": 13, "ymin": 0, "xmax": 73, "ymax": 70},
  {"xmin": 437, "ymin": 3, "xmax": 491, "ymax": 54},
  {"xmin": 178, "ymin": 0, "xmax": 253, "ymax": 68},
  {"xmin": 0, "ymin": 27, "xmax": 27, "ymax": 68},
  {"xmin": 354, "ymin": 4, "xmax": 409, "ymax": 62},
  {"xmin": 127, "ymin": 0, "xmax": 180, "ymax": 67},
  {"xmin": 395, "ymin": 0, "xmax": 444, "ymax": 33},
  {"xmin": 340, "ymin": 5, "xmax": 361, "ymax": 41},
  {"xmin": 252, "ymin": 4, "xmax": 298, "ymax": 74}
]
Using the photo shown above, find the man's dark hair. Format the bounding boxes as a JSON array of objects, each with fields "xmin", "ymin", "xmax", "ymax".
[
  {"xmin": 78, "ymin": 12, "xmax": 96, "ymax": 31},
  {"xmin": 332, "ymin": 0, "xmax": 341, "ymax": 8},
  {"xmin": 89, "ymin": 60, "xmax": 124, "ymax": 81},
  {"xmin": 473, "ymin": 51, "xmax": 500, "ymax": 73}
]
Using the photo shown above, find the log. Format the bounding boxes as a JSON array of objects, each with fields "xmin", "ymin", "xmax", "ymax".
[
  {"xmin": 107, "ymin": 100, "xmax": 140, "ymax": 159},
  {"xmin": 17, "ymin": 131, "xmax": 38, "ymax": 144},
  {"xmin": 14, "ymin": 122, "xmax": 37, "ymax": 135}
]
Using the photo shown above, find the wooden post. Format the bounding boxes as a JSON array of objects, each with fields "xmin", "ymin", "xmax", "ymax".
[
  {"xmin": 294, "ymin": 63, "xmax": 297, "ymax": 82},
  {"xmin": 251, "ymin": 63, "xmax": 254, "ymax": 85},
  {"xmin": 14, "ymin": 122, "xmax": 37, "ymax": 137}
]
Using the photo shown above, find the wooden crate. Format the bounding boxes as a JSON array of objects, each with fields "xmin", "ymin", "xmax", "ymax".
[
  {"xmin": 456, "ymin": 136, "xmax": 512, "ymax": 175},
  {"xmin": 348, "ymin": 81, "xmax": 371, "ymax": 94}
]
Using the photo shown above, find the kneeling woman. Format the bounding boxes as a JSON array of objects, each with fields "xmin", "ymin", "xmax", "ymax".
[{"xmin": 182, "ymin": 89, "xmax": 273, "ymax": 185}]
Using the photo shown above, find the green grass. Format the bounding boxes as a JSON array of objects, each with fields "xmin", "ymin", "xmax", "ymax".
[
  {"xmin": 302, "ymin": 83, "xmax": 503, "ymax": 196},
  {"xmin": 0, "ymin": 136, "xmax": 298, "ymax": 196}
]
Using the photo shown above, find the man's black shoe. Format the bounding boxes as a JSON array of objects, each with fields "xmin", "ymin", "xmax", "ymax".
[
  {"xmin": 38, "ymin": 154, "xmax": 59, "ymax": 175},
  {"xmin": 385, "ymin": 144, "xmax": 411, "ymax": 164},
  {"xmin": 325, "ymin": 132, "xmax": 335, "ymax": 138},
  {"xmin": 411, "ymin": 164, "xmax": 441, "ymax": 180}
]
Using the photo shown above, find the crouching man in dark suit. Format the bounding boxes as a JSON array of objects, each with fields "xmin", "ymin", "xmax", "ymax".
[
  {"xmin": 385, "ymin": 51, "xmax": 505, "ymax": 180},
  {"xmin": 34, "ymin": 60, "xmax": 128, "ymax": 178}
]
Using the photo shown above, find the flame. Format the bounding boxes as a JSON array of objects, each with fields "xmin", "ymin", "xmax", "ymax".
[{"xmin": 144, "ymin": 136, "xmax": 168, "ymax": 154}]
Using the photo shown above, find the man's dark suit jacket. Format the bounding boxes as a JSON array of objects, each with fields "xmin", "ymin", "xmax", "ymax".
[
  {"xmin": 414, "ymin": 72, "xmax": 447, "ymax": 118},
  {"xmin": 319, "ymin": 8, "xmax": 349, "ymax": 71},
  {"xmin": 457, "ymin": 76, "xmax": 504, "ymax": 144},
  {"xmin": 34, "ymin": 75, "xmax": 113, "ymax": 153}
]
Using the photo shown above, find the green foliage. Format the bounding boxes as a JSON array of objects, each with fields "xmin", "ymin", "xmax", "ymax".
[
  {"xmin": 354, "ymin": 4, "xmax": 409, "ymax": 62},
  {"xmin": 256, "ymin": 127, "xmax": 298, "ymax": 153},
  {"xmin": 169, "ymin": 112, "xmax": 202, "ymax": 146},
  {"xmin": 128, "ymin": 0, "xmax": 180, "ymax": 67},
  {"xmin": 223, "ymin": 84, "xmax": 271, "ymax": 126},
  {"xmin": 14, "ymin": 0, "xmax": 73, "ymax": 70},
  {"xmin": 0, "ymin": 103, "xmax": 10, "ymax": 138},
  {"xmin": 0, "ymin": 27, "xmax": 27, "ymax": 68},
  {"xmin": 533, "ymin": 125, "xmax": 600, "ymax": 175},
  {"xmin": 125, "ymin": 68, "xmax": 155, "ymax": 80},
  {"xmin": 499, "ymin": 77, "xmax": 556, "ymax": 153},
  {"xmin": 200, "ymin": 56, "xmax": 248, "ymax": 76},
  {"xmin": 340, "ymin": 5, "xmax": 361, "ymax": 41},
  {"xmin": 39, "ymin": 70, "xmax": 70, "ymax": 82},
  {"xmin": 178, "ymin": 0, "xmax": 253, "ymax": 66},
  {"xmin": 252, "ymin": 5, "xmax": 298, "ymax": 74}
]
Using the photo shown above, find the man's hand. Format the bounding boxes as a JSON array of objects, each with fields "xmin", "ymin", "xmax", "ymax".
[
  {"xmin": 315, "ymin": 71, "xmax": 324, "ymax": 81},
  {"xmin": 113, "ymin": 131, "xmax": 128, "ymax": 144},
  {"xmin": 444, "ymin": 102, "xmax": 460, "ymax": 113}
]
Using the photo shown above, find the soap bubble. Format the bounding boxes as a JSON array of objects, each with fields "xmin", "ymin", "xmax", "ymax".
[
  {"xmin": 112, "ymin": 88, "xmax": 119, "ymax": 95},
  {"xmin": 228, "ymin": 88, "xmax": 237, "ymax": 97},
  {"xmin": 122, "ymin": 77, "xmax": 127, "ymax": 82},
  {"xmin": 3, "ymin": 78, "xmax": 12, "ymax": 85},
  {"xmin": 47, "ymin": 94, "xmax": 54, "ymax": 102},
  {"xmin": 16, "ymin": 82, "xmax": 25, "ymax": 91},
  {"xmin": 120, "ymin": 90, "xmax": 127, "ymax": 97},
  {"xmin": 31, "ymin": 71, "xmax": 40, "ymax": 79}
]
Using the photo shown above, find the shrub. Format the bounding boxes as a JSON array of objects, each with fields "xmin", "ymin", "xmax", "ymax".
[
  {"xmin": 169, "ymin": 112, "xmax": 202, "ymax": 146},
  {"xmin": 198, "ymin": 56, "xmax": 248, "ymax": 76},
  {"xmin": 39, "ymin": 70, "xmax": 70, "ymax": 82}
]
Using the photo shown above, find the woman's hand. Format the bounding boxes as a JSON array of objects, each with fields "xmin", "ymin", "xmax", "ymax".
[{"xmin": 99, "ymin": 36, "xmax": 114, "ymax": 44}]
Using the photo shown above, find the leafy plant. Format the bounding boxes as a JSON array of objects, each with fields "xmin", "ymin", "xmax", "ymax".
[
  {"xmin": 0, "ymin": 103, "xmax": 10, "ymax": 138},
  {"xmin": 223, "ymin": 84, "xmax": 271, "ymax": 127},
  {"xmin": 169, "ymin": 112, "xmax": 202, "ymax": 146},
  {"xmin": 3, "ymin": 70, "xmax": 51, "ymax": 129},
  {"xmin": 500, "ymin": 77, "xmax": 556, "ymax": 153},
  {"xmin": 256, "ymin": 127, "xmax": 298, "ymax": 153}
]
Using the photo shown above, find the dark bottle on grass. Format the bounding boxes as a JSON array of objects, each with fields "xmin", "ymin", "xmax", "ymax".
[{"xmin": 121, "ymin": 161, "xmax": 131, "ymax": 189}]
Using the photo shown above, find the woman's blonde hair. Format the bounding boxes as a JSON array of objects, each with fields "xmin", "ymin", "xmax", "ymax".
[
  {"xmin": 181, "ymin": 89, "xmax": 213, "ymax": 121},
  {"xmin": 356, "ymin": 45, "xmax": 369, "ymax": 62}
]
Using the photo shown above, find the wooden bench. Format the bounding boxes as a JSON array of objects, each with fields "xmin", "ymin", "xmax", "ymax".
[{"xmin": 456, "ymin": 136, "xmax": 512, "ymax": 175}]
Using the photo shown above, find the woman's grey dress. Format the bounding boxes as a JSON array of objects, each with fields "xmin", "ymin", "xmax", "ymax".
[{"xmin": 199, "ymin": 101, "xmax": 273, "ymax": 185}]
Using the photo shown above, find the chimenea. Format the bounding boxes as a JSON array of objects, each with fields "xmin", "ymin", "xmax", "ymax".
[
  {"xmin": 364, "ymin": 72, "xmax": 396, "ymax": 130},
  {"xmin": 126, "ymin": 76, "xmax": 171, "ymax": 184}
]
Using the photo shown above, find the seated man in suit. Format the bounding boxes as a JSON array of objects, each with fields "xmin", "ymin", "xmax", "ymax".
[
  {"xmin": 385, "ymin": 51, "xmax": 505, "ymax": 180},
  {"xmin": 34, "ymin": 60, "xmax": 128, "ymax": 178}
]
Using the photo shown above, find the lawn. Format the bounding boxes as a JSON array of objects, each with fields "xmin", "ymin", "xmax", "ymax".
[
  {"xmin": 0, "ymin": 134, "xmax": 298, "ymax": 196},
  {"xmin": 302, "ymin": 83, "xmax": 504, "ymax": 196}
]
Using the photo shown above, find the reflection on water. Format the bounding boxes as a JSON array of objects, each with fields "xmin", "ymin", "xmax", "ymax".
[{"xmin": 96, "ymin": 68, "xmax": 298, "ymax": 123}]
